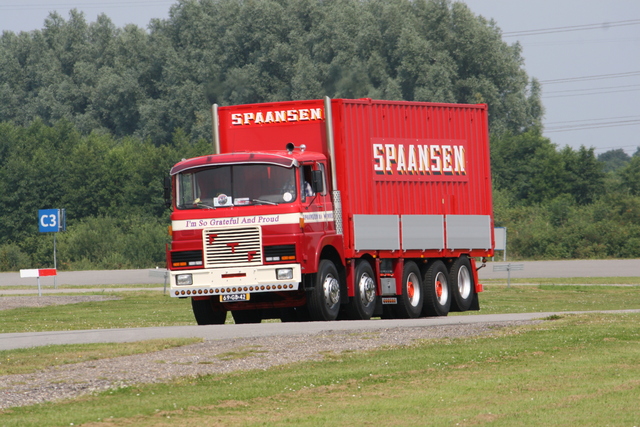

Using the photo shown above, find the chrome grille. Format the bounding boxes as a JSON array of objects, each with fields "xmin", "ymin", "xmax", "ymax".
[{"xmin": 203, "ymin": 227, "xmax": 262, "ymax": 268}]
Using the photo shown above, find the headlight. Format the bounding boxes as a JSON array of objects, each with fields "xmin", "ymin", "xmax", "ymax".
[
  {"xmin": 176, "ymin": 274, "xmax": 193, "ymax": 286},
  {"xmin": 276, "ymin": 268, "xmax": 293, "ymax": 280}
]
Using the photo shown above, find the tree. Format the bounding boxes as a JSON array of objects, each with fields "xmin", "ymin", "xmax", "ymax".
[
  {"xmin": 621, "ymin": 156, "xmax": 640, "ymax": 196},
  {"xmin": 560, "ymin": 146, "xmax": 605, "ymax": 205},
  {"xmin": 491, "ymin": 130, "xmax": 566, "ymax": 204},
  {"xmin": 598, "ymin": 148, "xmax": 631, "ymax": 172}
]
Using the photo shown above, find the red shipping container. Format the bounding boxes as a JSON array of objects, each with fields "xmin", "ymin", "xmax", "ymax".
[{"xmin": 218, "ymin": 98, "xmax": 493, "ymax": 260}]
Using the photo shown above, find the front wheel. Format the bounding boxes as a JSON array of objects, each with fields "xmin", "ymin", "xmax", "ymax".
[
  {"xmin": 422, "ymin": 260, "xmax": 451, "ymax": 317},
  {"xmin": 191, "ymin": 298, "xmax": 227, "ymax": 325},
  {"xmin": 395, "ymin": 261, "xmax": 423, "ymax": 318},
  {"xmin": 346, "ymin": 260, "xmax": 377, "ymax": 320},
  {"xmin": 307, "ymin": 260, "xmax": 341, "ymax": 321}
]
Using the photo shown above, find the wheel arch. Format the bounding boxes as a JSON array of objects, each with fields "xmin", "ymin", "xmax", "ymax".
[{"xmin": 319, "ymin": 244, "xmax": 348, "ymax": 304}]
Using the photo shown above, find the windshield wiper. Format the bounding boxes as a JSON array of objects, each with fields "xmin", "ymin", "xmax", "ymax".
[
  {"xmin": 252, "ymin": 199, "xmax": 277, "ymax": 205},
  {"xmin": 197, "ymin": 202, "xmax": 215, "ymax": 209},
  {"xmin": 194, "ymin": 198, "xmax": 215, "ymax": 209}
]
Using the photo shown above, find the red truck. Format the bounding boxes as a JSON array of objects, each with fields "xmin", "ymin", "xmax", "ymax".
[{"xmin": 167, "ymin": 97, "xmax": 493, "ymax": 324}]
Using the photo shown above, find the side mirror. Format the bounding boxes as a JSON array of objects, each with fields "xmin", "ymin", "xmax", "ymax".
[
  {"xmin": 311, "ymin": 170, "xmax": 325, "ymax": 194},
  {"xmin": 163, "ymin": 176, "xmax": 172, "ymax": 208}
]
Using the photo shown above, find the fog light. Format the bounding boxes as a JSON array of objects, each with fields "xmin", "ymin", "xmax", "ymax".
[
  {"xmin": 276, "ymin": 268, "xmax": 293, "ymax": 280},
  {"xmin": 176, "ymin": 274, "xmax": 193, "ymax": 286}
]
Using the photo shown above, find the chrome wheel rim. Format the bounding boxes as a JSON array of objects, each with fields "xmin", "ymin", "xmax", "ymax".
[
  {"xmin": 359, "ymin": 273, "xmax": 376, "ymax": 305},
  {"xmin": 435, "ymin": 271, "xmax": 449, "ymax": 306},
  {"xmin": 457, "ymin": 266, "xmax": 472, "ymax": 299},
  {"xmin": 323, "ymin": 274, "xmax": 340, "ymax": 307},
  {"xmin": 406, "ymin": 272, "xmax": 421, "ymax": 307}
]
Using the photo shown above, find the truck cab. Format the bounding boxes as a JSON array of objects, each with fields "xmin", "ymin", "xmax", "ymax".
[{"xmin": 168, "ymin": 146, "xmax": 338, "ymax": 323}]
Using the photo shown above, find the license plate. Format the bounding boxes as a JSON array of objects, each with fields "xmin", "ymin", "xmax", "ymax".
[{"xmin": 220, "ymin": 293, "xmax": 250, "ymax": 303}]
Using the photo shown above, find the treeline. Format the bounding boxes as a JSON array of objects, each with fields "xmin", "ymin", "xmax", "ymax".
[
  {"xmin": 0, "ymin": 0, "xmax": 541, "ymax": 142},
  {"xmin": 491, "ymin": 131, "xmax": 640, "ymax": 259},
  {"xmin": 0, "ymin": 120, "xmax": 209, "ymax": 270},
  {"xmin": 0, "ymin": 0, "xmax": 637, "ymax": 270}
]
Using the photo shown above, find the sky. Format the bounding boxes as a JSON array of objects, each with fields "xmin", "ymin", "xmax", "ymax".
[{"xmin": 0, "ymin": 0, "xmax": 639, "ymax": 156}]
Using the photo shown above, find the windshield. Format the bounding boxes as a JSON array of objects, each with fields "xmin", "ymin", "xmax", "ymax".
[{"xmin": 177, "ymin": 164, "xmax": 297, "ymax": 209}]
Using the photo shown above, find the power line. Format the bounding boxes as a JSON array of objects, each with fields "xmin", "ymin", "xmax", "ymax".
[
  {"xmin": 543, "ymin": 87, "xmax": 640, "ymax": 99},
  {"xmin": 546, "ymin": 118, "xmax": 640, "ymax": 129},
  {"xmin": 544, "ymin": 84, "xmax": 640, "ymax": 95},
  {"xmin": 539, "ymin": 71, "xmax": 640, "ymax": 85},
  {"xmin": 522, "ymin": 36, "xmax": 640, "ymax": 48},
  {"xmin": 545, "ymin": 119, "xmax": 640, "ymax": 133},
  {"xmin": 503, "ymin": 19, "xmax": 640, "ymax": 37},
  {"xmin": 546, "ymin": 115, "xmax": 640, "ymax": 126}
]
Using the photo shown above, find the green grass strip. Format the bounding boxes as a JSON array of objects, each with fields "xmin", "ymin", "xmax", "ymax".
[
  {"xmin": 0, "ymin": 292, "xmax": 196, "ymax": 333},
  {"xmin": 1, "ymin": 313, "xmax": 638, "ymax": 426}
]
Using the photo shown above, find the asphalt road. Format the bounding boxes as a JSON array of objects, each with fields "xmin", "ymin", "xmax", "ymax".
[{"xmin": 5, "ymin": 310, "xmax": 640, "ymax": 351}]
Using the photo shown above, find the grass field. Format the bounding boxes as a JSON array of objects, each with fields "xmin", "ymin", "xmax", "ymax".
[
  {"xmin": 2, "ymin": 281, "xmax": 640, "ymax": 333},
  {"xmin": 1, "ymin": 282, "xmax": 640, "ymax": 425},
  {"xmin": 0, "ymin": 291, "xmax": 196, "ymax": 333}
]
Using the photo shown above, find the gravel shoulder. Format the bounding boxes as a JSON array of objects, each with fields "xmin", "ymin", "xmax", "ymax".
[{"xmin": 0, "ymin": 296, "xmax": 536, "ymax": 410}]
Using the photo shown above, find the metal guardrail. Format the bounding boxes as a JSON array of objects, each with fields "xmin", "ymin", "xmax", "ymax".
[{"xmin": 492, "ymin": 263, "xmax": 524, "ymax": 287}]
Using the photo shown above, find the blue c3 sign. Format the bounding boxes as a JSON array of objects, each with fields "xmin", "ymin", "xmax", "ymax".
[{"xmin": 39, "ymin": 209, "xmax": 65, "ymax": 233}]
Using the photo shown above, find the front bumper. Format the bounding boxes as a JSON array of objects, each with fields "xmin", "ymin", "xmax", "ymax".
[{"xmin": 169, "ymin": 263, "xmax": 301, "ymax": 298}]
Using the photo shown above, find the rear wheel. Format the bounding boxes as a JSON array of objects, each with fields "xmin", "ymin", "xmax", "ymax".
[
  {"xmin": 422, "ymin": 260, "xmax": 451, "ymax": 317},
  {"xmin": 232, "ymin": 309, "xmax": 262, "ymax": 324},
  {"xmin": 191, "ymin": 298, "xmax": 227, "ymax": 325},
  {"xmin": 307, "ymin": 260, "xmax": 341, "ymax": 321},
  {"xmin": 450, "ymin": 256, "xmax": 474, "ymax": 312},
  {"xmin": 395, "ymin": 261, "xmax": 423, "ymax": 318},
  {"xmin": 346, "ymin": 260, "xmax": 377, "ymax": 320}
]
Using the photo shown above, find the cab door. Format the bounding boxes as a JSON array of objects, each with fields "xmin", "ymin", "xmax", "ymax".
[
  {"xmin": 300, "ymin": 162, "xmax": 331, "ymax": 271},
  {"xmin": 301, "ymin": 162, "xmax": 332, "ymax": 232}
]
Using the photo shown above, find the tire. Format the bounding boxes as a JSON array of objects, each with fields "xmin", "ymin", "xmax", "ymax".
[
  {"xmin": 191, "ymin": 298, "xmax": 227, "ymax": 325},
  {"xmin": 450, "ymin": 256, "xmax": 474, "ymax": 312},
  {"xmin": 346, "ymin": 260, "xmax": 377, "ymax": 320},
  {"xmin": 232, "ymin": 309, "xmax": 262, "ymax": 324},
  {"xmin": 307, "ymin": 259, "xmax": 341, "ymax": 321},
  {"xmin": 422, "ymin": 260, "xmax": 451, "ymax": 317},
  {"xmin": 394, "ymin": 261, "xmax": 423, "ymax": 318}
]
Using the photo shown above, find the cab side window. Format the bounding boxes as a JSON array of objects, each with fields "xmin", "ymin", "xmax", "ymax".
[
  {"xmin": 301, "ymin": 165, "xmax": 315, "ymax": 200},
  {"xmin": 316, "ymin": 163, "xmax": 327, "ymax": 195}
]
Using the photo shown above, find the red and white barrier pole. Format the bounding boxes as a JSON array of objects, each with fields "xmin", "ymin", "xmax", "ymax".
[{"xmin": 19, "ymin": 269, "xmax": 57, "ymax": 296}]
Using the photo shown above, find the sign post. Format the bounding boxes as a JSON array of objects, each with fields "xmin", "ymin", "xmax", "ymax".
[
  {"xmin": 38, "ymin": 209, "xmax": 66, "ymax": 289},
  {"xmin": 20, "ymin": 268, "xmax": 57, "ymax": 296}
]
